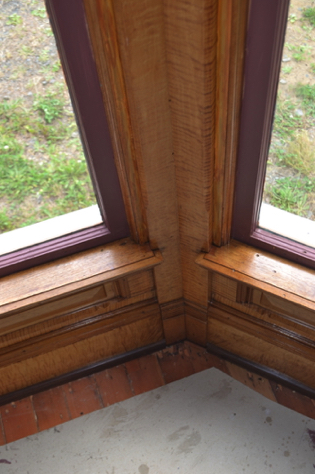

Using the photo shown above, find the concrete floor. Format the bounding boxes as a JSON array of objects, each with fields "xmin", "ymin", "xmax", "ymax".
[{"xmin": 1, "ymin": 368, "xmax": 315, "ymax": 473}]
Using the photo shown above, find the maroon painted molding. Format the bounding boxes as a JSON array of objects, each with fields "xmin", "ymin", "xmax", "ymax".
[
  {"xmin": 1, "ymin": 0, "xmax": 129, "ymax": 277},
  {"xmin": 231, "ymin": 0, "xmax": 315, "ymax": 269}
]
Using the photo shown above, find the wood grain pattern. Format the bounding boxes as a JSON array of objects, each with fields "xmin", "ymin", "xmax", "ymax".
[
  {"xmin": 162, "ymin": 315, "xmax": 186, "ymax": 345},
  {"xmin": 0, "ymin": 239, "xmax": 162, "ymax": 314},
  {"xmin": 210, "ymin": 302, "xmax": 315, "ymax": 358},
  {"xmin": 0, "ymin": 284, "xmax": 112, "ymax": 339},
  {"xmin": 0, "ymin": 310, "xmax": 163, "ymax": 395},
  {"xmin": 211, "ymin": 273, "xmax": 238, "ymax": 302},
  {"xmin": 208, "ymin": 304, "xmax": 315, "ymax": 389},
  {"xmin": 163, "ymin": 0, "xmax": 216, "ymax": 306},
  {"xmin": 0, "ymin": 301, "xmax": 161, "ymax": 367},
  {"xmin": 212, "ymin": 0, "xmax": 232, "ymax": 246},
  {"xmin": 212, "ymin": 0, "xmax": 249, "ymax": 245},
  {"xmin": 197, "ymin": 240, "xmax": 315, "ymax": 310},
  {"xmin": 186, "ymin": 316, "xmax": 207, "ymax": 347},
  {"xmin": 0, "ymin": 270, "xmax": 155, "ymax": 347},
  {"xmin": 83, "ymin": 0, "xmax": 148, "ymax": 244},
  {"xmin": 0, "ymin": 290, "xmax": 157, "ymax": 351},
  {"xmin": 110, "ymin": 0, "xmax": 183, "ymax": 306},
  {"xmin": 185, "ymin": 301, "xmax": 208, "ymax": 346},
  {"xmin": 253, "ymin": 290, "xmax": 315, "ymax": 328},
  {"xmin": 211, "ymin": 291, "xmax": 315, "ymax": 351},
  {"xmin": 1, "ymin": 0, "xmax": 314, "ymax": 399}
]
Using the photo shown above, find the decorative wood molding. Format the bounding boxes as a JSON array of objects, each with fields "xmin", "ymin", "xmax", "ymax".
[
  {"xmin": 0, "ymin": 238, "xmax": 162, "ymax": 315},
  {"xmin": 210, "ymin": 301, "xmax": 315, "ymax": 357},
  {"xmin": 208, "ymin": 301, "xmax": 315, "ymax": 389},
  {"xmin": 0, "ymin": 300, "xmax": 161, "ymax": 367},
  {"xmin": 212, "ymin": 0, "xmax": 249, "ymax": 245},
  {"xmin": 83, "ymin": 0, "xmax": 148, "ymax": 243},
  {"xmin": 236, "ymin": 282, "xmax": 254, "ymax": 305},
  {"xmin": 196, "ymin": 240, "xmax": 315, "ymax": 310},
  {"xmin": 0, "ymin": 302, "xmax": 164, "ymax": 395},
  {"xmin": 0, "ymin": 341, "xmax": 166, "ymax": 406},
  {"xmin": 207, "ymin": 342, "xmax": 315, "ymax": 399}
]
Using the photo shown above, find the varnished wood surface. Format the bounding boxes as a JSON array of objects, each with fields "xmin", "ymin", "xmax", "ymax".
[
  {"xmin": 0, "ymin": 238, "xmax": 162, "ymax": 314},
  {"xmin": 207, "ymin": 304, "xmax": 315, "ymax": 389},
  {"xmin": 1, "ymin": 0, "xmax": 315, "ymax": 398},
  {"xmin": 212, "ymin": 0, "xmax": 249, "ymax": 245},
  {"xmin": 163, "ymin": 0, "xmax": 217, "ymax": 308},
  {"xmin": 0, "ymin": 303, "xmax": 163, "ymax": 394},
  {"xmin": 197, "ymin": 240, "xmax": 315, "ymax": 310},
  {"xmin": 0, "ymin": 274, "xmax": 156, "ymax": 348},
  {"xmin": 111, "ymin": 0, "xmax": 183, "ymax": 305},
  {"xmin": 83, "ymin": 0, "xmax": 148, "ymax": 244}
]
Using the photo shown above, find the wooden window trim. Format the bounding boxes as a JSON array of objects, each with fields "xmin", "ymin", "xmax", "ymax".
[
  {"xmin": 208, "ymin": 1, "xmax": 315, "ymax": 310},
  {"xmin": 0, "ymin": 0, "xmax": 129, "ymax": 278},
  {"xmin": 231, "ymin": 0, "xmax": 315, "ymax": 269}
]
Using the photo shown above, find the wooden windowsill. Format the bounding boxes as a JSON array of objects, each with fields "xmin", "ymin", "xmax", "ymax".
[
  {"xmin": 0, "ymin": 238, "xmax": 162, "ymax": 315},
  {"xmin": 196, "ymin": 240, "xmax": 315, "ymax": 311}
]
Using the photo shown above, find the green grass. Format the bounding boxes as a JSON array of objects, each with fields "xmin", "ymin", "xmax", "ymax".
[
  {"xmin": 285, "ymin": 43, "xmax": 310, "ymax": 62},
  {"xmin": 267, "ymin": 100, "xmax": 315, "ymax": 217},
  {"xmin": 302, "ymin": 7, "xmax": 315, "ymax": 27},
  {"xmin": 294, "ymin": 83, "xmax": 315, "ymax": 116},
  {"xmin": 267, "ymin": 176, "xmax": 315, "ymax": 217},
  {"xmin": 6, "ymin": 13, "xmax": 22, "ymax": 26},
  {"xmin": 0, "ymin": 97, "xmax": 95, "ymax": 232},
  {"xmin": 272, "ymin": 99, "xmax": 303, "ymax": 142},
  {"xmin": 31, "ymin": 7, "xmax": 46, "ymax": 18},
  {"xmin": 33, "ymin": 93, "xmax": 64, "ymax": 123},
  {"xmin": 282, "ymin": 65, "xmax": 292, "ymax": 74}
]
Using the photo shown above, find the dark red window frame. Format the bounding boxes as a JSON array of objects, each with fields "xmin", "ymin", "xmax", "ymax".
[
  {"xmin": 0, "ymin": 0, "xmax": 129, "ymax": 277},
  {"xmin": 232, "ymin": 0, "xmax": 315, "ymax": 270}
]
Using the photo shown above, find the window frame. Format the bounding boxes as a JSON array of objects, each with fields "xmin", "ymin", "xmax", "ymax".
[
  {"xmin": 231, "ymin": 0, "xmax": 315, "ymax": 270},
  {"xmin": 0, "ymin": 0, "xmax": 129, "ymax": 278}
]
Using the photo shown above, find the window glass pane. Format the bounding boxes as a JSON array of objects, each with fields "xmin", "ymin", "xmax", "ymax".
[
  {"xmin": 260, "ymin": 0, "xmax": 315, "ymax": 248},
  {"xmin": 0, "ymin": 0, "xmax": 99, "ymax": 236}
]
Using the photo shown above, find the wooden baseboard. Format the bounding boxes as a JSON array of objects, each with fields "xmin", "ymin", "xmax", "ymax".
[
  {"xmin": 0, "ymin": 340, "xmax": 166, "ymax": 406},
  {"xmin": 207, "ymin": 342, "xmax": 315, "ymax": 399}
]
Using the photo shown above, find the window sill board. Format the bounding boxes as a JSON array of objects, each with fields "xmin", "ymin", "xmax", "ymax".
[
  {"xmin": 0, "ymin": 205, "xmax": 102, "ymax": 256},
  {"xmin": 0, "ymin": 238, "xmax": 162, "ymax": 315},
  {"xmin": 259, "ymin": 203, "xmax": 315, "ymax": 249},
  {"xmin": 196, "ymin": 240, "xmax": 315, "ymax": 311}
]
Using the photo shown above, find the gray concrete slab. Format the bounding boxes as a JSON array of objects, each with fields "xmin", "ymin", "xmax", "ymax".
[{"xmin": 1, "ymin": 368, "xmax": 315, "ymax": 473}]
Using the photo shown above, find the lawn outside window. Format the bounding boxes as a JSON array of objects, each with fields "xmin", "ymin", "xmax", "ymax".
[
  {"xmin": 232, "ymin": 0, "xmax": 315, "ymax": 270},
  {"xmin": 0, "ymin": 0, "xmax": 129, "ymax": 277}
]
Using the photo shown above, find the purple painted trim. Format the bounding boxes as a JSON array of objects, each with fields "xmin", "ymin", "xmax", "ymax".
[
  {"xmin": 1, "ymin": 0, "xmax": 129, "ymax": 277},
  {"xmin": 45, "ymin": 0, "xmax": 128, "ymax": 236},
  {"xmin": 230, "ymin": 0, "xmax": 315, "ymax": 269},
  {"xmin": 0, "ymin": 225, "xmax": 111, "ymax": 277},
  {"xmin": 252, "ymin": 228, "xmax": 315, "ymax": 269}
]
